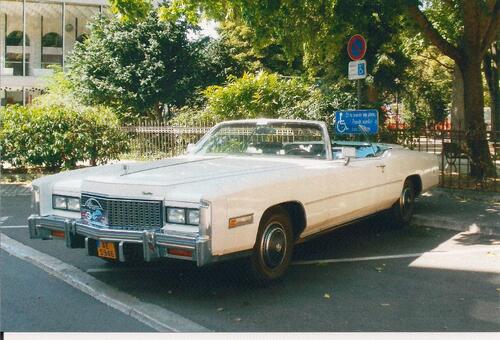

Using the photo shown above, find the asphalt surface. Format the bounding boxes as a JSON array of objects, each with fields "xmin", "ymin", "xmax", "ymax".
[
  {"xmin": 0, "ymin": 250, "xmax": 154, "ymax": 332},
  {"xmin": 1, "ymin": 184, "xmax": 500, "ymax": 332}
]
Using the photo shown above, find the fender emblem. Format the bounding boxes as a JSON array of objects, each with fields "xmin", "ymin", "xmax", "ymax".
[{"xmin": 142, "ymin": 191, "xmax": 153, "ymax": 196}]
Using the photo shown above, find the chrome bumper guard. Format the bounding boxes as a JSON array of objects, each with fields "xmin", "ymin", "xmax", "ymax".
[{"xmin": 28, "ymin": 214, "xmax": 212, "ymax": 266}]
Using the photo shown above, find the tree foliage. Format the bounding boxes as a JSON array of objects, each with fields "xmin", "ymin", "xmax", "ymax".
[
  {"xmin": 67, "ymin": 10, "xmax": 198, "ymax": 121},
  {"xmin": 172, "ymin": 71, "xmax": 356, "ymax": 124}
]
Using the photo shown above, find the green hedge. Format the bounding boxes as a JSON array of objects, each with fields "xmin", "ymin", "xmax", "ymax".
[
  {"xmin": 171, "ymin": 71, "xmax": 357, "ymax": 125},
  {"xmin": 0, "ymin": 104, "xmax": 128, "ymax": 170}
]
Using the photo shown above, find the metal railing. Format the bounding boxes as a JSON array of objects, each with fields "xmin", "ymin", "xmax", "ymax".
[{"xmin": 120, "ymin": 121, "xmax": 499, "ymax": 192}]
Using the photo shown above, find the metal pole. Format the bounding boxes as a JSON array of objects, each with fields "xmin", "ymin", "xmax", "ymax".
[
  {"xmin": 22, "ymin": 0, "xmax": 26, "ymax": 76},
  {"xmin": 357, "ymin": 79, "xmax": 362, "ymax": 109},
  {"xmin": 395, "ymin": 89, "xmax": 399, "ymax": 131},
  {"xmin": 62, "ymin": 1, "xmax": 65, "ymax": 69}
]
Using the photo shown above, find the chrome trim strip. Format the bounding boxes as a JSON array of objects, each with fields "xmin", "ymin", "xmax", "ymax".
[
  {"xmin": 305, "ymin": 179, "xmax": 402, "ymax": 205},
  {"xmin": 27, "ymin": 215, "xmax": 213, "ymax": 267}
]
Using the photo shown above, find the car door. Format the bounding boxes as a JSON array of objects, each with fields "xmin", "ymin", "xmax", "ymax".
[{"xmin": 302, "ymin": 154, "xmax": 386, "ymax": 236}]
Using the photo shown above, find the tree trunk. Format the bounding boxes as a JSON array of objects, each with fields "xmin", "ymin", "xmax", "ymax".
[
  {"xmin": 459, "ymin": 57, "xmax": 495, "ymax": 179},
  {"xmin": 450, "ymin": 64, "xmax": 465, "ymax": 131},
  {"xmin": 484, "ymin": 39, "xmax": 499, "ymax": 137}
]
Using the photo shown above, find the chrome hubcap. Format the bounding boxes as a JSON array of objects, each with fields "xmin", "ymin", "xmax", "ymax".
[
  {"xmin": 261, "ymin": 223, "xmax": 287, "ymax": 269},
  {"xmin": 400, "ymin": 187, "xmax": 413, "ymax": 219}
]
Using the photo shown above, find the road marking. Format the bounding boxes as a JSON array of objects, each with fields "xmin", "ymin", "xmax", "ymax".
[
  {"xmin": 292, "ymin": 246, "xmax": 500, "ymax": 265},
  {"xmin": 0, "ymin": 234, "xmax": 210, "ymax": 333},
  {"xmin": 0, "ymin": 225, "xmax": 28, "ymax": 229},
  {"xmin": 86, "ymin": 267, "xmax": 169, "ymax": 274}
]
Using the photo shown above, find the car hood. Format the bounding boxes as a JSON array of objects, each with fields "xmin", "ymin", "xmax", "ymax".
[{"xmin": 83, "ymin": 155, "xmax": 302, "ymax": 187}]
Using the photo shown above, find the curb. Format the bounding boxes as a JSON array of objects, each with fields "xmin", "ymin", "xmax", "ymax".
[
  {"xmin": 412, "ymin": 214, "xmax": 500, "ymax": 237},
  {"xmin": 0, "ymin": 234, "xmax": 211, "ymax": 333}
]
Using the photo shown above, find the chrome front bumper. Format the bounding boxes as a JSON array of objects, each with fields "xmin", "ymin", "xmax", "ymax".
[{"xmin": 28, "ymin": 214, "xmax": 212, "ymax": 266}]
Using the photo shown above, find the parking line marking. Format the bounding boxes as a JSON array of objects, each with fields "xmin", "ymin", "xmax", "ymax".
[
  {"xmin": 86, "ymin": 267, "xmax": 169, "ymax": 273},
  {"xmin": 0, "ymin": 234, "xmax": 210, "ymax": 333},
  {"xmin": 292, "ymin": 246, "xmax": 500, "ymax": 265},
  {"xmin": 0, "ymin": 225, "xmax": 28, "ymax": 229}
]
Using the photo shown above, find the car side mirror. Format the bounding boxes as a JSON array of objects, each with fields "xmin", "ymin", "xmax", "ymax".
[
  {"xmin": 186, "ymin": 143, "xmax": 196, "ymax": 153},
  {"xmin": 339, "ymin": 147, "xmax": 356, "ymax": 165}
]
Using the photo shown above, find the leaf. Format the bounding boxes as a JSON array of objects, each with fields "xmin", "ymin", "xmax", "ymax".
[
  {"xmin": 380, "ymin": 303, "xmax": 390, "ymax": 307},
  {"xmin": 323, "ymin": 293, "xmax": 331, "ymax": 299},
  {"xmin": 374, "ymin": 267, "xmax": 384, "ymax": 272},
  {"xmin": 234, "ymin": 317, "xmax": 242, "ymax": 322},
  {"xmin": 217, "ymin": 307, "xmax": 224, "ymax": 312}
]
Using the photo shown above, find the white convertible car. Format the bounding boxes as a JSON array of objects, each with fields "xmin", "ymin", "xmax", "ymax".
[{"xmin": 29, "ymin": 119, "xmax": 439, "ymax": 281}]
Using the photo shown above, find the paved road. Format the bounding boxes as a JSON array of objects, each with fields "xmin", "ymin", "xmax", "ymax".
[
  {"xmin": 1, "ymin": 184, "xmax": 500, "ymax": 332},
  {"xmin": 0, "ymin": 250, "xmax": 154, "ymax": 332}
]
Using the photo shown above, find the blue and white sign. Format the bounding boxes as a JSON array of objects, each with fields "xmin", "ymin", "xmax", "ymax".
[
  {"xmin": 334, "ymin": 109, "xmax": 379, "ymax": 134},
  {"xmin": 348, "ymin": 60, "xmax": 367, "ymax": 80}
]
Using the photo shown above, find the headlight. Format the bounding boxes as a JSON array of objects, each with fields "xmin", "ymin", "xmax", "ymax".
[
  {"xmin": 52, "ymin": 194, "xmax": 80, "ymax": 212},
  {"xmin": 32, "ymin": 186, "xmax": 40, "ymax": 214},
  {"xmin": 166, "ymin": 207, "xmax": 200, "ymax": 226},
  {"xmin": 67, "ymin": 197, "xmax": 80, "ymax": 211},
  {"xmin": 186, "ymin": 209, "xmax": 200, "ymax": 225},
  {"xmin": 166, "ymin": 207, "xmax": 186, "ymax": 224}
]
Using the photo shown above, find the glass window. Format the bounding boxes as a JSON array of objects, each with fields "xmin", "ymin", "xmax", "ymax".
[
  {"xmin": 25, "ymin": 1, "xmax": 63, "ymax": 75},
  {"xmin": 64, "ymin": 4, "xmax": 99, "ymax": 60},
  {"xmin": 1, "ymin": 0, "xmax": 25, "ymax": 76},
  {"xmin": 195, "ymin": 121, "xmax": 327, "ymax": 159}
]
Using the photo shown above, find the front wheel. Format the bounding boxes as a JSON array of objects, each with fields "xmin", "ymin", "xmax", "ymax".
[
  {"xmin": 391, "ymin": 179, "xmax": 415, "ymax": 228},
  {"xmin": 249, "ymin": 208, "xmax": 294, "ymax": 282}
]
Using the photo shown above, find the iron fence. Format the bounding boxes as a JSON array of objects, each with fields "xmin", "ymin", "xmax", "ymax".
[{"xmin": 121, "ymin": 121, "xmax": 499, "ymax": 192}]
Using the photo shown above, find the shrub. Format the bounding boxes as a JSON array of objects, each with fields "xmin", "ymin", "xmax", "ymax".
[
  {"xmin": 0, "ymin": 104, "xmax": 128, "ymax": 170},
  {"xmin": 171, "ymin": 71, "xmax": 358, "ymax": 125}
]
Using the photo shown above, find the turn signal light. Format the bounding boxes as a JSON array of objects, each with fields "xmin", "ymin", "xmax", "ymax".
[
  {"xmin": 51, "ymin": 230, "xmax": 65, "ymax": 238},
  {"xmin": 228, "ymin": 214, "xmax": 254, "ymax": 228},
  {"xmin": 167, "ymin": 248, "xmax": 193, "ymax": 257}
]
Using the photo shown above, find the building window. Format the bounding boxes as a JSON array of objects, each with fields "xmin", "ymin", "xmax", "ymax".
[
  {"xmin": 1, "ymin": 1, "xmax": 27, "ymax": 76},
  {"xmin": 6, "ymin": 30, "xmax": 30, "ymax": 46},
  {"xmin": 64, "ymin": 4, "xmax": 100, "ymax": 60},
  {"xmin": 42, "ymin": 32, "xmax": 63, "ymax": 68}
]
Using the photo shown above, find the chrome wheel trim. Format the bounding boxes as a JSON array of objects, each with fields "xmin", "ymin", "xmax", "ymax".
[
  {"xmin": 260, "ymin": 222, "xmax": 287, "ymax": 269},
  {"xmin": 400, "ymin": 186, "xmax": 414, "ymax": 220}
]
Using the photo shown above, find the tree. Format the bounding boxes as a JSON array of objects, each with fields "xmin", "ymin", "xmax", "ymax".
[
  {"xmin": 163, "ymin": 0, "xmax": 499, "ymax": 178},
  {"xmin": 405, "ymin": 0, "xmax": 499, "ymax": 178},
  {"xmin": 484, "ymin": 38, "xmax": 499, "ymax": 133},
  {"xmin": 67, "ymin": 10, "xmax": 198, "ymax": 121}
]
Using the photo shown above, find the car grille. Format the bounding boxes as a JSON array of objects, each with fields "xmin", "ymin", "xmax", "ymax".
[{"xmin": 81, "ymin": 194, "xmax": 163, "ymax": 230}]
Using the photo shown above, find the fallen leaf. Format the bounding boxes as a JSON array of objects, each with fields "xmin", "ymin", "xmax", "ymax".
[
  {"xmin": 217, "ymin": 307, "xmax": 224, "ymax": 312},
  {"xmin": 167, "ymin": 290, "xmax": 172, "ymax": 295},
  {"xmin": 496, "ymin": 288, "xmax": 500, "ymax": 292},
  {"xmin": 234, "ymin": 318, "xmax": 242, "ymax": 322},
  {"xmin": 486, "ymin": 252, "xmax": 496, "ymax": 257},
  {"xmin": 374, "ymin": 267, "xmax": 384, "ymax": 272},
  {"xmin": 380, "ymin": 303, "xmax": 390, "ymax": 307},
  {"xmin": 323, "ymin": 293, "xmax": 331, "ymax": 299}
]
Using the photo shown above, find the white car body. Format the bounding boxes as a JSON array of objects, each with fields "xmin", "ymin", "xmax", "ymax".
[{"xmin": 29, "ymin": 119, "xmax": 439, "ymax": 275}]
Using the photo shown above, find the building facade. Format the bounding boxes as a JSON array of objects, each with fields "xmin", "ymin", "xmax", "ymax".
[{"xmin": 0, "ymin": 0, "xmax": 108, "ymax": 106}]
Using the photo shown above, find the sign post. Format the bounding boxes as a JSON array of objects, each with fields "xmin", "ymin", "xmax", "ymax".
[{"xmin": 347, "ymin": 35, "xmax": 367, "ymax": 109}]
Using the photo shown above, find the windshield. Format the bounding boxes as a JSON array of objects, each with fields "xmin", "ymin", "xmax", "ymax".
[{"xmin": 194, "ymin": 121, "xmax": 327, "ymax": 159}]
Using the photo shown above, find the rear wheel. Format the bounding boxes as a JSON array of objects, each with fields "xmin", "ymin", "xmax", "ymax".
[
  {"xmin": 249, "ymin": 208, "xmax": 293, "ymax": 282},
  {"xmin": 391, "ymin": 179, "xmax": 415, "ymax": 228}
]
